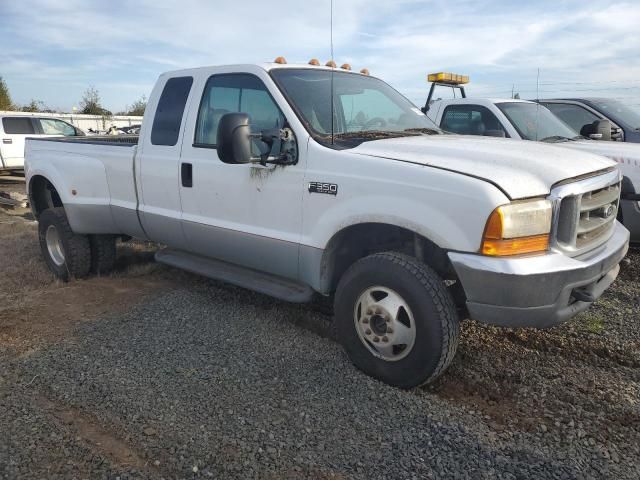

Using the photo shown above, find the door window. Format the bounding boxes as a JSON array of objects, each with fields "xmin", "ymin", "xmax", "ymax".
[
  {"xmin": 542, "ymin": 103, "xmax": 600, "ymax": 134},
  {"xmin": 440, "ymin": 105, "xmax": 507, "ymax": 136},
  {"xmin": 39, "ymin": 118, "xmax": 77, "ymax": 136},
  {"xmin": 194, "ymin": 74, "xmax": 285, "ymax": 147},
  {"xmin": 2, "ymin": 117, "xmax": 35, "ymax": 134},
  {"xmin": 151, "ymin": 76, "xmax": 194, "ymax": 146}
]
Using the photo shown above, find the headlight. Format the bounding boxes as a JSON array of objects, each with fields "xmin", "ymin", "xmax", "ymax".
[{"xmin": 481, "ymin": 199, "xmax": 552, "ymax": 256}]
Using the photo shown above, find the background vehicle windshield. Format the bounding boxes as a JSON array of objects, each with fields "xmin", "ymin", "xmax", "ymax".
[
  {"xmin": 590, "ymin": 99, "xmax": 640, "ymax": 129},
  {"xmin": 497, "ymin": 102, "xmax": 579, "ymax": 141},
  {"xmin": 271, "ymin": 69, "xmax": 440, "ymax": 145}
]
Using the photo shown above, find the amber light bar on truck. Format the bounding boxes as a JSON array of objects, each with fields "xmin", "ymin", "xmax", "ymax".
[
  {"xmin": 427, "ymin": 72, "xmax": 470, "ymax": 85},
  {"xmin": 422, "ymin": 71, "xmax": 470, "ymax": 113}
]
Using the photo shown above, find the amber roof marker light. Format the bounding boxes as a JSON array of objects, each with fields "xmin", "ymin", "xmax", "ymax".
[
  {"xmin": 308, "ymin": 58, "xmax": 320, "ymax": 66},
  {"xmin": 274, "ymin": 56, "xmax": 287, "ymax": 64}
]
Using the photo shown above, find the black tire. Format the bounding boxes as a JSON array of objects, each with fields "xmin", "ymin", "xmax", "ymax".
[
  {"xmin": 90, "ymin": 235, "xmax": 117, "ymax": 275},
  {"xmin": 38, "ymin": 207, "xmax": 91, "ymax": 282},
  {"xmin": 334, "ymin": 252, "xmax": 460, "ymax": 388}
]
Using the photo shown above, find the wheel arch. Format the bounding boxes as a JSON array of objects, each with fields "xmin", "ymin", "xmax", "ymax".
[
  {"xmin": 29, "ymin": 174, "xmax": 64, "ymax": 219},
  {"xmin": 314, "ymin": 222, "xmax": 454, "ymax": 294}
]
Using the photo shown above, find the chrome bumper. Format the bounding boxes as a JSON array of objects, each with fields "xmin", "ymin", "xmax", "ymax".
[{"xmin": 448, "ymin": 222, "xmax": 630, "ymax": 328}]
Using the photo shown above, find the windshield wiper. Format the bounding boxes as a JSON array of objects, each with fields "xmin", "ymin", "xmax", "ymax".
[
  {"xmin": 403, "ymin": 127, "xmax": 441, "ymax": 135},
  {"xmin": 539, "ymin": 135, "xmax": 571, "ymax": 143},
  {"xmin": 333, "ymin": 130, "xmax": 419, "ymax": 141}
]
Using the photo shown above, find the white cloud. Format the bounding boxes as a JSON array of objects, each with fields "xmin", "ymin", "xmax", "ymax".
[{"xmin": 1, "ymin": 0, "xmax": 639, "ymax": 110}]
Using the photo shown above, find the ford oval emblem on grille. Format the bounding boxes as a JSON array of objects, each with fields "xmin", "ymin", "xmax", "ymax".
[{"xmin": 602, "ymin": 204, "xmax": 615, "ymax": 218}]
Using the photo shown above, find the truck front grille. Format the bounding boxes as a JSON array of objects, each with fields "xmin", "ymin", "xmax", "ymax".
[{"xmin": 551, "ymin": 170, "xmax": 621, "ymax": 256}]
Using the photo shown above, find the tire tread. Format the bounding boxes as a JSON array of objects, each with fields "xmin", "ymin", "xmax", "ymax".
[
  {"xmin": 40, "ymin": 207, "xmax": 91, "ymax": 280},
  {"xmin": 335, "ymin": 251, "xmax": 460, "ymax": 386}
]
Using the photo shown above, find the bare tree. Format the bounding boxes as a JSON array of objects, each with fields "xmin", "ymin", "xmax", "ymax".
[
  {"xmin": 21, "ymin": 99, "xmax": 49, "ymax": 113},
  {"xmin": 126, "ymin": 95, "xmax": 147, "ymax": 116},
  {"xmin": 80, "ymin": 86, "xmax": 111, "ymax": 115}
]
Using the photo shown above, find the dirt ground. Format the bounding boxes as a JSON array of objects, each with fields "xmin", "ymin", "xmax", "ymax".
[{"xmin": 1, "ymin": 175, "xmax": 638, "ymax": 479}]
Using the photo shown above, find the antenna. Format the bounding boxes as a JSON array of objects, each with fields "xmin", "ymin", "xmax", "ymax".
[
  {"xmin": 330, "ymin": 0, "xmax": 335, "ymax": 145},
  {"xmin": 535, "ymin": 68, "xmax": 540, "ymax": 141}
]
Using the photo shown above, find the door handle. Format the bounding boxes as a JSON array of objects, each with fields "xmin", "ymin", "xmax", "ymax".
[{"xmin": 181, "ymin": 162, "xmax": 193, "ymax": 188}]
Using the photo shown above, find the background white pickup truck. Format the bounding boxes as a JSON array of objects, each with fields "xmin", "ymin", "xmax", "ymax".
[
  {"xmin": 25, "ymin": 61, "xmax": 629, "ymax": 388},
  {"xmin": 427, "ymin": 98, "xmax": 640, "ymax": 242},
  {"xmin": 0, "ymin": 114, "xmax": 84, "ymax": 170}
]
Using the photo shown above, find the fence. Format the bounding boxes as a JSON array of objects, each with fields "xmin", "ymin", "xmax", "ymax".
[{"xmin": 0, "ymin": 111, "xmax": 144, "ymax": 132}]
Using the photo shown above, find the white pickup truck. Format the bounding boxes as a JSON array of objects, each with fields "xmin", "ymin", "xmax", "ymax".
[
  {"xmin": 426, "ymin": 98, "xmax": 640, "ymax": 242},
  {"xmin": 0, "ymin": 113, "xmax": 85, "ymax": 170},
  {"xmin": 25, "ymin": 61, "xmax": 629, "ymax": 388}
]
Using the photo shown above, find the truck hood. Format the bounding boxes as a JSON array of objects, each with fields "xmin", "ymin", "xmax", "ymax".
[
  {"xmin": 351, "ymin": 134, "xmax": 616, "ymax": 199},
  {"xmin": 554, "ymin": 140, "xmax": 640, "ymax": 185}
]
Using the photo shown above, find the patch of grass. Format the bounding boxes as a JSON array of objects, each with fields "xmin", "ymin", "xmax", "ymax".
[
  {"xmin": 584, "ymin": 314, "xmax": 605, "ymax": 334},
  {"xmin": 0, "ymin": 221, "xmax": 60, "ymax": 308}
]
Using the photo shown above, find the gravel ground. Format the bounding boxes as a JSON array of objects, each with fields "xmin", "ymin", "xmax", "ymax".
[
  {"xmin": 0, "ymin": 177, "xmax": 638, "ymax": 479},
  {"xmin": 1, "ymin": 248, "xmax": 638, "ymax": 479}
]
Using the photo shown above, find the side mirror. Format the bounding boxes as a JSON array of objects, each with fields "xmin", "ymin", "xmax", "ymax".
[
  {"xmin": 581, "ymin": 119, "xmax": 612, "ymax": 141},
  {"xmin": 217, "ymin": 113, "xmax": 252, "ymax": 164},
  {"xmin": 485, "ymin": 129, "xmax": 506, "ymax": 138}
]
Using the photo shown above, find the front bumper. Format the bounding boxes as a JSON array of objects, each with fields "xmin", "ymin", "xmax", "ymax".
[{"xmin": 448, "ymin": 222, "xmax": 630, "ymax": 328}]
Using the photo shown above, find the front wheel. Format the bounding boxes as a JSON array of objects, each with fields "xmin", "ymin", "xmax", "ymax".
[
  {"xmin": 334, "ymin": 252, "xmax": 460, "ymax": 388},
  {"xmin": 38, "ymin": 208, "xmax": 91, "ymax": 281}
]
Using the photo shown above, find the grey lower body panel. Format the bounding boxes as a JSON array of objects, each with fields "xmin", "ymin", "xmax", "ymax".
[
  {"xmin": 139, "ymin": 210, "xmax": 186, "ymax": 249},
  {"xmin": 111, "ymin": 205, "xmax": 148, "ymax": 239},
  {"xmin": 449, "ymin": 222, "xmax": 630, "ymax": 328},
  {"xmin": 65, "ymin": 203, "xmax": 119, "ymax": 234},
  {"xmin": 620, "ymin": 198, "xmax": 640, "ymax": 243},
  {"xmin": 182, "ymin": 220, "xmax": 299, "ymax": 281},
  {"xmin": 65, "ymin": 203, "xmax": 148, "ymax": 239}
]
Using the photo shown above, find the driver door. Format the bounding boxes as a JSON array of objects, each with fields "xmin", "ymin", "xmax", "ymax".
[{"xmin": 179, "ymin": 72, "xmax": 305, "ymax": 280}]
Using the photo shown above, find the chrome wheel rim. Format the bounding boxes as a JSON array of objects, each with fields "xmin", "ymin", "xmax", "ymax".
[
  {"xmin": 353, "ymin": 286, "xmax": 416, "ymax": 362},
  {"xmin": 45, "ymin": 225, "xmax": 65, "ymax": 266}
]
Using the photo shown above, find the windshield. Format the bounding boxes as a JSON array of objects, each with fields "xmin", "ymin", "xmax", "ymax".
[
  {"xmin": 497, "ymin": 102, "xmax": 579, "ymax": 141},
  {"xmin": 270, "ymin": 68, "xmax": 441, "ymax": 147},
  {"xmin": 589, "ymin": 99, "xmax": 640, "ymax": 130}
]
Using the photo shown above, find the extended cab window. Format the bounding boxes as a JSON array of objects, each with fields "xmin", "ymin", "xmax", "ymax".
[
  {"xmin": 194, "ymin": 74, "xmax": 284, "ymax": 147},
  {"xmin": 541, "ymin": 103, "xmax": 600, "ymax": 134},
  {"xmin": 39, "ymin": 118, "xmax": 76, "ymax": 136},
  {"xmin": 2, "ymin": 117, "xmax": 35, "ymax": 134},
  {"xmin": 151, "ymin": 76, "xmax": 193, "ymax": 146},
  {"xmin": 441, "ymin": 105, "xmax": 506, "ymax": 137}
]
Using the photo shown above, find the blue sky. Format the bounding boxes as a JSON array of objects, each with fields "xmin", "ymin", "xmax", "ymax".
[{"xmin": 1, "ymin": 0, "xmax": 639, "ymax": 112}]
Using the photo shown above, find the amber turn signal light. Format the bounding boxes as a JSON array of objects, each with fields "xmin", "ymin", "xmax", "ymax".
[{"xmin": 481, "ymin": 201, "xmax": 552, "ymax": 256}]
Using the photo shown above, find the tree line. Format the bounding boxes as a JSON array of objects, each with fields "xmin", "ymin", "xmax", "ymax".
[{"xmin": 0, "ymin": 76, "xmax": 146, "ymax": 116}]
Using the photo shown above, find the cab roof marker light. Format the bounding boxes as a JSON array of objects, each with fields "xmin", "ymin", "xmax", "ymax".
[
  {"xmin": 340, "ymin": 63, "xmax": 351, "ymax": 70},
  {"xmin": 360, "ymin": 68, "xmax": 370, "ymax": 75},
  {"xmin": 325, "ymin": 60, "xmax": 337, "ymax": 68},
  {"xmin": 274, "ymin": 56, "xmax": 287, "ymax": 64},
  {"xmin": 308, "ymin": 58, "xmax": 320, "ymax": 66},
  {"xmin": 427, "ymin": 72, "xmax": 470, "ymax": 85}
]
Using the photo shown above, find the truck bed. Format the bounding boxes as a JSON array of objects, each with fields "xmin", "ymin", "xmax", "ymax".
[{"xmin": 25, "ymin": 134, "xmax": 142, "ymax": 238}]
